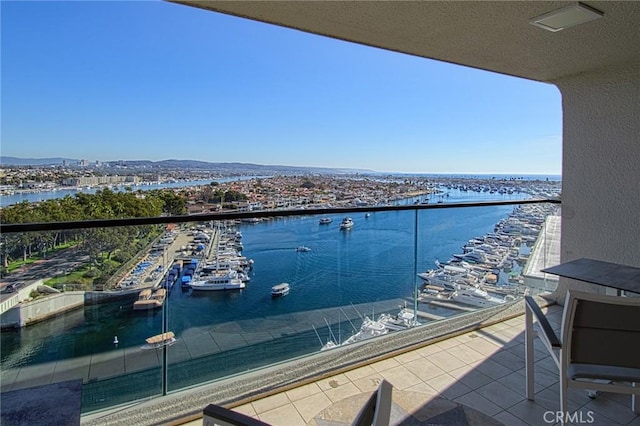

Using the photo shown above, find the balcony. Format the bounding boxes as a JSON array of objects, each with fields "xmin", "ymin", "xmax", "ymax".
[
  {"xmin": 1, "ymin": 196, "xmax": 589, "ymax": 423},
  {"xmin": 175, "ymin": 303, "xmax": 638, "ymax": 426}
]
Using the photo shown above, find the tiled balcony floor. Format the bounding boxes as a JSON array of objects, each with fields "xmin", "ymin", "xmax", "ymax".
[{"xmin": 177, "ymin": 304, "xmax": 640, "ymax": 426}]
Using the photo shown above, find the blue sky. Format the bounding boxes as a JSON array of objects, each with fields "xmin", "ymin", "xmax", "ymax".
[{"xmin": 1, "ymin": 1, "xmax": 562, "ymax": 175}]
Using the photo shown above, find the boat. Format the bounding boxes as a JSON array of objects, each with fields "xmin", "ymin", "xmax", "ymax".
[
  {"xmin": 190, "ymin": 270, "xmax": 245, "ymax": 291},
  {"xmin": 341, "ymin": 316, "xmax": 388, "ymax": 345},
  {"xmin": 141, "ymin": 331, "xmax": 176, "ymax": 350},
  {"xmin": 296, "ymin": 246, "xmax": 311, "ymax": 252},
  {"xmin": 339, "ymin": 217, "xmax": 354, "ymax": 230},
  {"xmin": 378, "ymin": 306, "xmax": 418, "ymax": 331},
  {"xmin": 133, "ymin": 288, "xmax": 166, "ymax": 310},
  {"xmin": 451, "ymin": 251, "xmax": 487, "ymax": 264},
  {"xmin": 420, "ymin": 285, "xmax": 452, "ymax": 300},
  {"xmin": 319, "ymin": 217, "xmax": 333, "ymax": 224},
  {"xmin": 321, "ymin": 340, "xmax": 338, "ymax": 351},
  {"xmin": 202, "ymin": 257, "xmax": 249, "ymax": 273},
  {"xmin": 417, "ymin": 269, "xmax": 477, "ymax": 292},
  {"xmin": 271, "ymin": 282, "xmax": 290, "ymax": 297},
  {"xmin": 450, "ymin": 288, "xmax": 508, "ymax": 307}
]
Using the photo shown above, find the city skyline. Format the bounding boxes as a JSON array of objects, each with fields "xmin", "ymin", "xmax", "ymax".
[{"xmin": 2, "ymin": 1, "xmax": 562, "ymax": 175}]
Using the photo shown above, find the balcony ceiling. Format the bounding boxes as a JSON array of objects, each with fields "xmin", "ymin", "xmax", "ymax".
[{"xmin": 170, "ymin": 1, "xmax": 639, "ymax": 83}]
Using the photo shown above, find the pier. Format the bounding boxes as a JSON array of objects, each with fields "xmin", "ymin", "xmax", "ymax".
[{"xmin": 414, "ymin": 310, "xmax": 445, "ymax": 321}]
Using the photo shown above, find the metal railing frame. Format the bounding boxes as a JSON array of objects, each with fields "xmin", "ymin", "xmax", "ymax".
[
  {"xmin": 0, "ymin": 198, "xmax": 560, "ymax": 234},
  {"xmin": 1, "ymin": 197, "xmax": 561, "ymax": 413}
]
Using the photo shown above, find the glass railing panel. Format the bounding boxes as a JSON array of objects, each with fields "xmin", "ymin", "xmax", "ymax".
[
  {"xmin": 0, "ymin": 200, "xmax": 561, "ymax": 414},
  {"xmin": 164, "ymin": 212, "xmax": 420, "ymax": 391},
  {"xmin": 415, "ymin": 202, "xmax": 561, "ymax": 314},
  {"xmin": 0, "ymin": 224, "xmax": 167, "ymax": 412}
]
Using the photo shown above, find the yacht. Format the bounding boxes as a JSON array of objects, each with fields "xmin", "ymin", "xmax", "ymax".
[
  {"xmin": 320, "ymin": 340, "xmax": 338, "ymax": 351},
  {"xmin": 378, "ymin": 307, "xmax": 418, "ymax": 331},
  {"xmin": 296, "ymin": 246, "xmax": 311, "ymax": 252},
  {"xmin": 417, "ymin": 269, "xmax": 477, "ymax": 292},
  {"xmin": 190, "ymin": 270, "xmax": 245, "ymax": 291},
  {"xmin": 319, "ymin": 217, "xmax": 333, "ymax": 225},
  {"xmin": 450, "ymin": 288, "xmax": 507, "ymax": 308},
  {"xmin": 451, "ymin": 251, "xmax": 486, "ymax": 264},
  {"xmin": 339, "ymin": 217, "xmax": 354, "ymax": 230},
  {"xmin": 341, "ymin": 316, "xmax": 388, "ymax": 345}
]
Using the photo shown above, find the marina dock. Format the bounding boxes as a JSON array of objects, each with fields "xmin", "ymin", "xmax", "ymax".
[
  {"xmin": 414, "ymin": 310, "xmax": 446, "ymax": 321},
  {"xmin": 425, "ymin": 300, "xmax": 477, "ymax": 312}
]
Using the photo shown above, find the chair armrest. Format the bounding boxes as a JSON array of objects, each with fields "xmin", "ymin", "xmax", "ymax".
[
  {"xmin": 203, "ymin": 403, "xmax": 271, "ymax": 426},
  {"xmin": 525, "ymin": 296, "xmax": 561, "ymax": 348}
]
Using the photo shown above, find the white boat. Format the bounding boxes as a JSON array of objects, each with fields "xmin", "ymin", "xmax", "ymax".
[
  {"xmin": 342, "ymin": 316, "xmax": 388, "ymax": 345},
  {"xmin": 319, "ymin": 217, "xmax": 333, "ymax": 224},
  {"xmin": 296, "ymin": 246, "xmax": 311, "ymax": 252},
  {"xmin": 417, "ymin": 269, "xmax": 477, "ymax": 292},
  {"xmin": 378, "ymin": 307, "xmax": 418, "ymax": 331},
  {"xmin": 339, "ymin": 217, "xmax": 354, "ymax": 230},
  {"xmin": 190, "ymin": 270, "xmax": 245, "ymax": 291},
  {"xmin": 450, "ymin": 288, "xmax": 507, "ymax": 307},
  {"xmin": 451, "ymin": 251, "xmax": 487, "ymax": 264},
  {"xmin": 420, "ymin": 285, "xmax": 452, "ymax": 300},
  {"xmin": 141, "ymin": 332, "xmax": 176, "ymax": 350},
  {"xmin": 320, "ymin": 340, "xmax": 338, "ymax": 351},
  {"xmin": 271, "ymin": 282, "xmax": 290, "ymax": 297},
  {"xmin": 203, "ymin": 259, "xmax": 243, "ymax": 273}
]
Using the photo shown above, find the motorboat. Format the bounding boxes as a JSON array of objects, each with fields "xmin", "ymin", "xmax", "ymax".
[
  {"xmin": 141, "ymin": 331, "xmax": 176, "ymax": 350},
  {"xmin": 341, "ymin": 316, "xmax": 388, "ymax": 345},
  {"xmin": 319, "ymin": 217, "xmax": 333, "ymax": 224},
  {"xmin": 339, "ymin": 217, "xmax": 354, "ymax": 230},
  {"xmin": 451, "ymin": 251, "xmax": 487, "ymax": 264},
  {"xmin": 190, "ymin": 270, "xmax": 245, "ymax": 291},
  {"xmin": 378, "ymin": 307, "xmax": 418, "ymax": 331},
  {"xmin": 296, "ymin": 246, "xmax": 311, "ymax": 252},
  {"xmin": 320, "ymin": 340, "xmax": 338, "ymax": 351},
  {"xmin": 420, "ymin": 285, "xmax": 452, "ymax": 300},
  {"xmin": 271, "ymin": 282, "xmax": 290, "ymax": 297},
  {"xmin": 417, "ymin": 270, "xmax": 477, "ymax": 292},
  {"xmin": 450, "ymin": 288, "xmax": 507, "ymax": 308}
]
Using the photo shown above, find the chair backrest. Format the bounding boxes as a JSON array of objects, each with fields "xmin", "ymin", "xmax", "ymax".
[
  {"xmin": 562, "ymin": 290, "xmax": 640, "ymax": 369},
  {"xmin": 351, "ymin": 379, "xmax": 393, "ymax": 426}
]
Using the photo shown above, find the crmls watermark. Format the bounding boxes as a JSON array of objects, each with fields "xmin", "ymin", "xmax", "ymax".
[{"xmin": 543, "ymin": 410, "xmax": 596, "ymax": 424}]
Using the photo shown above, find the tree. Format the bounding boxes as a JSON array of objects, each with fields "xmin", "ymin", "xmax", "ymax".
[{"xmin": 300, "ymin": 179, "xmax": 315, "ymax": 189}]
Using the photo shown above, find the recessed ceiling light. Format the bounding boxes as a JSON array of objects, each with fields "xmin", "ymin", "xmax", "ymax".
[{"xmin": 530, "ymin": 2, "xmax": 604, "ymax": 32}]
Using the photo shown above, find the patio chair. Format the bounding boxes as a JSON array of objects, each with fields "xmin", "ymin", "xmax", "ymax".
[
  {"xmin": 202, "ymin": 380, "xmax": 393, "ymax": 426},
  {"xmin": 351, "ymin": 379, "xmax": 393, "ymax": 426},
  {"xmin": 202, "ymin": 403, "xmax": 271, "ymax": 426},
  {"xmin": 525, "ymin": 290, "xmax": 640, "ymax": 417}
]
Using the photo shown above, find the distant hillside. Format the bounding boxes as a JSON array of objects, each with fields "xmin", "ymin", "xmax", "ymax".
[
  {"xmin": 0, "ymin": 157, "xmax": 374, "ymax": 175},
  {"xmin": 0, "ymin": 156, "xmax": 76, "ymax": 166},
  {"xmin": 109, "ymin": 159, "xmax": 372, "ymax": 175}
]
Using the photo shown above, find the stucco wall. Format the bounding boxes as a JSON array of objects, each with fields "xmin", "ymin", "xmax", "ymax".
[
  {"xmin": 553, "ymin": 60, "xmax": 640, "ymax": 298},
  {"xmin": 1, "ymin": 292, "xmax": 85, "ymax": 328}
]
